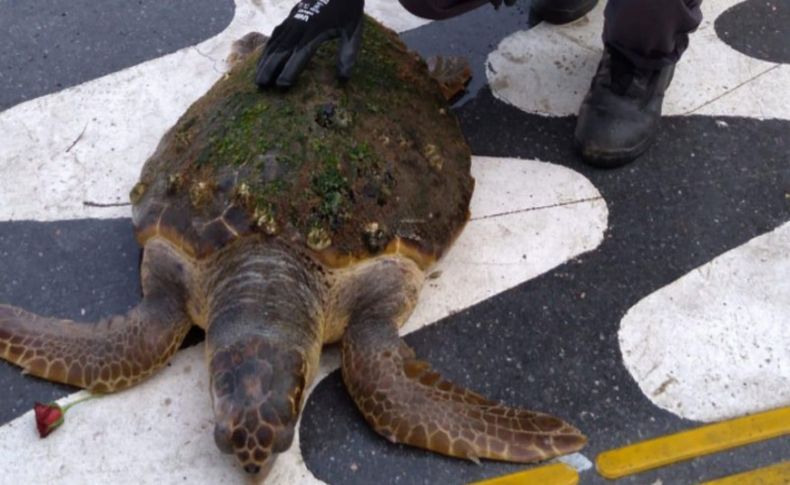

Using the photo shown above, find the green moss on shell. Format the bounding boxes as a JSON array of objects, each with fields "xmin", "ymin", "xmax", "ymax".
[{"xmin": 137, "ymin": 16, "xmax": 473, "ymax": 260}]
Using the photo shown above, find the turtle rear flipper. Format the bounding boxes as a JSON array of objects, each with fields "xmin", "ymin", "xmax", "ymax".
[
  {"xmin": 339, "ymin": 257, "xmax": 586, "ymax": 464},
  {"xmin": 0, "ymin": 239, "xmax": 193, "ymax": 393}
]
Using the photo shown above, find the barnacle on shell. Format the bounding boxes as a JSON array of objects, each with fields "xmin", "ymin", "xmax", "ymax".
[
  {"xmin": 129, "ymin": 182, "xmax": 148, "ymax": 204},
  {"xmin": 307, "ymin": 227, "xmax": 332, "ymax": 251},
  {"xmin": 254, "ymin": 206, "xmax": 279, "ymax": 235}
]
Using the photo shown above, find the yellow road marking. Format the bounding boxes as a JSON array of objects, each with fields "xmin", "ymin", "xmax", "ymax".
[
  {"xmin": 702, "ymin": 461, "xmax": 790, "ymax": 485},
  {"xmin": 596, "ymin": 407, "xmax": 790, "ymax": 479},
  {"xmin": 469, "ymin": 463, "xmax": 578, "ymax": 485}
]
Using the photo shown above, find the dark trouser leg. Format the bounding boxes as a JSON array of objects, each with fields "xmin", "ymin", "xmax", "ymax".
[
  {"xmin": 604, "ymin": 0, "xmax": 703, "ymax": 70},
  {"xmin": 531, "ymin": 0, "xmax": 599, "ymax": 25},
  {"xmin": 575, "ymin": 0, "xmax": 703, "ymax": 167},
  {"xmin": 397, "ymin": 0, "xmax": 492, "ymax": 20}
]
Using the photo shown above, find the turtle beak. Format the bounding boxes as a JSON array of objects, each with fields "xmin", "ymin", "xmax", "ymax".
[
  {"xmin": 213, "ymin": 418, "xmax": 280, "ymax": 477},
  {"xmin": 243, "ymin": 453, "xmax": 277, "ymax": 478},
  {"xmin": 208, "ymin": 339, "xmax": 306, "ymax": 476}
]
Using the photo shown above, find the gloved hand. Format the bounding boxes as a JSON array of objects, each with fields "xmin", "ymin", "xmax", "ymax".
[{"xmin": 256, "ymin": 0, "xmax": 365, "ymax": 88}]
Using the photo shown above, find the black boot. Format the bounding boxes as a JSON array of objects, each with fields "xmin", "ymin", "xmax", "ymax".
[
  {"xmin": 531, "ymin": 0, "xmax": 598, "ymax": 24},
  {"xmin": 575, "ymin": 49, "xmax": 675, "ymax": 168}
]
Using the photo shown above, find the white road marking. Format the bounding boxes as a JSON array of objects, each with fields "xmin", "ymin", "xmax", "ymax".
[
  {"xmin": 365, "ymin": 1, "xmax": 430, "ymax": 33},
  {"xmin": 0, "ymin": 0, "xmax": 608, "ymax": 481},
  {"xmin": 2, "ymin": 0, "xmax": 785, "ymax": 478},
  {"xmin": 404, "ymin": 156, "xmax": 607, "ymax": 335},
  {"xmin": 0, "ymin": 156, "xmax": 608, "ymax": 483},
  {"xmin": 556, "ymin": 452, "xmax": 594, "ymax": 473},
  {"xmin": 0, "ymin": 0, "xmax": 427, "ymax": 222},
  {"xmin": 486, "ymin": 0, "xmax": 790, "ymax": 423},
  {"xmin": 486, "ymin": 0, "xmax": 790, "ymax": 119},
  {"xmin": 619, "ymin": 222, "xmax": 790, "ymax": 422}
]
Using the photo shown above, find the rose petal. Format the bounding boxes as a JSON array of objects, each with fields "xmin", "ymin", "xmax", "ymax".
[{"xmin": 33, "ymin": 402, "xmax": 64, "ymax": 438}]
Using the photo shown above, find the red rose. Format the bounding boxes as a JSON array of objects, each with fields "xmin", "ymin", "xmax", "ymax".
[
  {"xmin": 33, "ymin": 402, "xmax": 64, "ymax": 438},
  {"xmin": 32, "ymin": 394, "xmax": 95, "ymax": 438}
]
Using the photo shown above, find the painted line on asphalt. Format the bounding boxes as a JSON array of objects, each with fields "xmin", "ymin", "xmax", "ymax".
[
  {"xmin": 595, "ymin": 406, "xmax": 790, "ymax": 479},
  {"xmin": 485, "ymin": 0, "xmax": 790, "ymax": 120},
  {"xmin": 701, "ymin": 460, "xmax": 790, "ymax": 485},
  {"xmin": 470, "ymin": 463, "xmax": 579, "ymax": 485},
  {"xmin": 482, "ymin": 0, "xmax": 790, "ymax": 425},
  {"xmin": 620, "ymin": 221, "xmax": 790, "ymax": 422}
]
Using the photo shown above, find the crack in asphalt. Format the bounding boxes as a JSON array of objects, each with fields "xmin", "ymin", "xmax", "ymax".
[
  {"xmin": 682, "ymin": 64, "xmax": 783, "ymax": 116},
  {"xmin": 470, "ymin": 195, "xmax": 605, "ymax": 221}
]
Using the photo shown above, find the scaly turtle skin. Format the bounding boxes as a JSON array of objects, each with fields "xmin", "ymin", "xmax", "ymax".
[{"xmin": 0, "ymin": 18, "xmax": 586, "ymax": 477}]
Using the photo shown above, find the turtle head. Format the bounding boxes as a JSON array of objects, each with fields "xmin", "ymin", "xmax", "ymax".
[{"xmin": 209, "ymin": 337, "xmax": 307, "ymax": 476}]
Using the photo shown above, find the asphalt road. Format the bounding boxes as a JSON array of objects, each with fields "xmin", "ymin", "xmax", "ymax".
[{"xmin": 0, "ymin": 0, "xmax": 787, "ymax": 483}]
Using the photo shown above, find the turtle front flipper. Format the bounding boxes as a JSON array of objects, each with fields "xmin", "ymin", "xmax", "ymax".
[
  {"xmin": 339, "ymin": 256, "xmax": 587, "ymax": 464},
  {"xmin": 0, "ymin": 239, "xmax": 193, "ymax": 393}
]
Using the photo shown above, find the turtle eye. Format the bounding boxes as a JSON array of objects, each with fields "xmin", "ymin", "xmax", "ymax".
[
  {"xmin": 213, "ymin": 370, "xmax": 235, "ymax": 398},
  {"xmin": 213, "ymin": 421, "xmax": 235, "ymax": 454}
]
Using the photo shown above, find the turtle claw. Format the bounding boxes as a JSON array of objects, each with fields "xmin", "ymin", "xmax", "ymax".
[{"xmin": 466, "ymin": 453, "xmax": 482, "ymax": 465}]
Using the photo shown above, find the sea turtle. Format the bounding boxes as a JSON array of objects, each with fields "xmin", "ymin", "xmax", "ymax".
[{"xmin": 0, "ymin": 18, "xmax": 585, "ymax": 477}]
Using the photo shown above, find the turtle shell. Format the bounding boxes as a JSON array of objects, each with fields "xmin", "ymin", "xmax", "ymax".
[{"xmin": 131, "ymin": 17, "xmax": 473, "ymax": 268}]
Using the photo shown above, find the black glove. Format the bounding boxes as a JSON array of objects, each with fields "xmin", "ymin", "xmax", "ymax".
[{"xmin": 256, "ymin": 0, "xmax": 364, "ymax": 88}]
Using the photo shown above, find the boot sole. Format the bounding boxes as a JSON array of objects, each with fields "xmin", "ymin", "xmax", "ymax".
[
  {"xmin": 574, "ymin": 132, "xmax": 656, "ymax": 169},
  {"xmin": 532, "ymin": 0, "xmax": 598, "ymax": 25}
]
